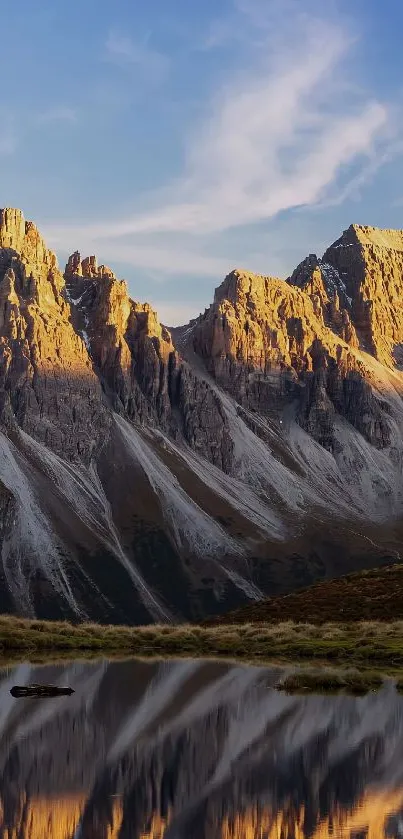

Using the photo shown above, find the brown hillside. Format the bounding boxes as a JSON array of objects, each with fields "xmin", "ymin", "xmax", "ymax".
[{"xmin": 206, "ymin": 564, "xmax": 403, "ymax": 625}]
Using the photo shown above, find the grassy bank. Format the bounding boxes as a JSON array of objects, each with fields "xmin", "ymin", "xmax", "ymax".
[
  {"xmin": 3, "ymin": 614, "xmax": 403, "ymax": 669},
  {"xmin": 277, "ymin": 668, "xmax": 385, "ymax": 695}
]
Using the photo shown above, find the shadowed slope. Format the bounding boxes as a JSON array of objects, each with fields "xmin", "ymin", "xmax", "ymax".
[{"xmin": 208, "ymin": 564, "xmax": 403, "ymax": 625}]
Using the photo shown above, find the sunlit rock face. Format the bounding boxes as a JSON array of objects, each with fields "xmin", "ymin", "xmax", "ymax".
[
  {"xmin": 0, "ymin": 208, "xmax": 108, "ymax": 463},
  {"xmin": 1, "ymin": 658, "xmax": 403, "ymax": 838},
  {"xmin": 323, "ymin": 224, "xmax": 403, "ymax": 366},
  {"xmin": 190, "ymin": 265, "xmax": 390, "ymax": 450},
  {"xmin": 64, "ymin": 249, "xmax": 233, "ymax": 470},
  {"xmin": 2, "ymin": 208, "xmax": 403, "ymax": 620}
]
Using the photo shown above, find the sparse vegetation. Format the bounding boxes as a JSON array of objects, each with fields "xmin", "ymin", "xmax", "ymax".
[
  {"xmin": 276, "ymin": 668, "xmax": 384, "ymax": 695},
  {"xmin": 207, "ymin": 564, "xmax": 403, "ymax": 626},
  {"xmin": 3, "ymin": 614, "xmax": 403, "ymax": 670}
]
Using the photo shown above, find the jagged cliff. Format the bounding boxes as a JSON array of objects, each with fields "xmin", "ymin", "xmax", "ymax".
[
  {"xmin": 1, "ymin": 208, "xmax": 403, "ymax": 621},
  {"xmin": 0, "ymin": 208, "xmax": 108, "ymax": 461}
]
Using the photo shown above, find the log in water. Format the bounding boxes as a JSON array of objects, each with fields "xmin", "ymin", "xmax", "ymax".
[{"xmin": 10, "ymin": 684, "xmax": 75, "ymax": 698}]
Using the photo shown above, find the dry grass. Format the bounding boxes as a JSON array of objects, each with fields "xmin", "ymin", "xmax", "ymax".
[
  {"xmin": 2, "ymin": 615, "xmax": 403, "ymax": 667},
  {"xmin": 276, "ymin": 668, "xmax": 384, "ymax": 695}
]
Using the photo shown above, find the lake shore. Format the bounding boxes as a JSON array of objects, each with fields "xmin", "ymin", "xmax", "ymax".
[{"xmin": 3, "ymin": 615, "xmax": 403, "ymax": 669}]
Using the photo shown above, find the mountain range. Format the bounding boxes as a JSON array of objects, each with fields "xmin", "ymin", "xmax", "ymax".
[{"xmin": 1, "ymin": 207, "xmax": 403, "ymax": 622}]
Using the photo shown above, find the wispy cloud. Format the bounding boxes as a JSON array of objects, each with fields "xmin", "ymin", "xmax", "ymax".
[
  {"xmin": 105, "ymin": 29, "xmax": 169, "ymax": 83},
  {"xmin": 44, "ymin": 3, "xmax": 401, "ymax": 281},
  {"xmin": 48, "ymin": 236, "xmax": 232, "ymax": 279},
  {"xmin": 36, "ymin": 106, "xmax": 77, "ymax": 125},
  {"xmin": 103, "ymin": 24, "xmax": 389, "ymax": 236},
  {"xmin": 318, "ymin": 136, "xmax": 403, "ymax": 208}
]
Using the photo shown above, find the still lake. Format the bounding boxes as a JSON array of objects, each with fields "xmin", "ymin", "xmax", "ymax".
[{"xmin": 0, "ymin": 657, "xmax": 402, "ymax": 837}]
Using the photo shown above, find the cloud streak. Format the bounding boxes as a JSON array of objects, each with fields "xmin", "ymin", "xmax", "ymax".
[
  {"xmin": 44, "ymin": 3, "xmax": 400, "ymax": 281},
  {"xmin": 50, "ymin": 239, "xmax": 232, "ymax": 279}
]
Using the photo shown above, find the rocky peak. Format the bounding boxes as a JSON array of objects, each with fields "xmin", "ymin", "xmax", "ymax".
[
  {"xmin": 213, "ymin": 268, "xmax": 282, "ymax": 308},
  {"xmin": 287, "ymin": 253, "xmax": 349, "ymax": 304},
  {"xmin": 350, "ymin": 222, "xmax": 403, "ymax": 249},
  {"xmin": 324, "ymin": 224, "xmax": 403, "ymax": 364},
  {"xmin": 65, "ymin": 250, "xmax": 82, "ymax": 276},
  {"xmin": 65, "ymin": 252, "xmax": 232, "ymax": 467},
  {"xmin": 0, "ymin": 207, "xmax": 58, "ymax": 278},
  {"xmin": 287, "ymin": 253, "xmax": 357, "ymax": 347},
  {"xmin": 0, "ymin": 208, "xmax": 26, "ymax": 250},
  {"xmin": 0, "ymin": 209, "xmax": 108, "ymax": 462},
  {"xmin": 194, "ymin": 265, "xmax": 342, "ymax": 375},
  {"xmin": 65, "ymin": 251, "xmax": 116, "ymax": 280},
  {"xmin": 65, "ymin": 252, "xmax": 172, "ymax": 357},
  {"xmin": 191, "ymin": 262, "xmax": 390, "ymax": 450}
]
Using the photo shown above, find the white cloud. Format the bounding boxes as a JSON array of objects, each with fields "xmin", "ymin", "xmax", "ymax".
[
  {"xmin": 36, "ymin": 106, "xmax": 77, "ymax": 125},
  {"xmin": 108, "ymin": 243, "xmax": 231, "ymax": 277},
  {"xmin": 105, "ymin": 29, "xmax": 169, "ymax": 82},
  {"xmin": 100, "ymin": 23, "xmax": 388, "ymax": 237},
  {"xmin": 317, "ymin": 136, "xmax": 403, "ymax": 208},
  {"xmin": 51, "ymin": 237, "xmax": 232, "ymax": 279},
  {"xmin": 44, "ymin": 4, "xmax": 400, "ymax": 280}
]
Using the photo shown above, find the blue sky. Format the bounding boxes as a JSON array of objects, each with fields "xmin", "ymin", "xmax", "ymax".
[{"xmin": 2, "ymin": 0, "xmax": 403, "ymax": 324}]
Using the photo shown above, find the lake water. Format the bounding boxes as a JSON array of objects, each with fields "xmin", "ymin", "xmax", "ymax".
[{"xmin": 0, "ymin": 657, "xmax": 402, "ymax": 837}]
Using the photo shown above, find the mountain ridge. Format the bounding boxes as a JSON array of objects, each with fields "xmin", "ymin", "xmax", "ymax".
[{"xmin": 1, "ymin": 207, "xmax": 403, "ymax": 622}]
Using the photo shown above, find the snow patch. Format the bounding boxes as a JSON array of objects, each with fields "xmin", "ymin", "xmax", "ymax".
[
  {"xmin": 81, "ymin": 329, "xmax": 90, "ymax": 350},
  {"xmin": 181, "ymin": 324, "xmax": 196, "ymax": 339},
  {"xmin": 318, "ymin": 259, "xmax": 352, "ymax": 305},
  {"xmin": 68, "ymin": 289, "xmax": 89, "ymax": 306}
]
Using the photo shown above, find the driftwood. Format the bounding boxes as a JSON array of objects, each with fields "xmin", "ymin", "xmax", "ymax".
[{"xmin": 10, "ymin": 684, "xmax": 75, "ymax": 698}]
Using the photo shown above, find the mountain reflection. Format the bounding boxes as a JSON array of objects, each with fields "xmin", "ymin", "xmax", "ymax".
[{"xmin": 0, "ymin": 658, "xmax": 403, "ymax": 837}]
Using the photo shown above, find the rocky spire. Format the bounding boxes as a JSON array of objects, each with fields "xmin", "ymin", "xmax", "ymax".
[
  {"xmin": 324, "ymin": 224, "xmax": 403, "ymax": 364},
  {"xmin": 0, "ymin": 208, "xmax": 108, "ymax": 463},
  {"xmin": 65, "ymin": 251, "xmax": 116, "ymax": 280}
]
